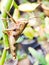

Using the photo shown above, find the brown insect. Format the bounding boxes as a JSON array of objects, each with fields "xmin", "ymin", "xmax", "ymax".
[{"xmin": 3, "ymin": 10, "xmax": 28, "ymax": 59}]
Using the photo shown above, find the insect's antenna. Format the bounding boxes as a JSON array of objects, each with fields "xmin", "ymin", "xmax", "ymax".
[{"xmin": 5, "ymin": 10, "xmax": 16, "ymax": 23}]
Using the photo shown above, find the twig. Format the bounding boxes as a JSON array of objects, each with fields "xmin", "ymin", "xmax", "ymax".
[{"xmin": 4, "ymin": 9, "xmax": 16, "ymax": 23}]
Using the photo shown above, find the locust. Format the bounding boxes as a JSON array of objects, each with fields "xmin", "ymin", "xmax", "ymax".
[{"xmin": 3, "ymin": 10, "xmax": 28, "ymax": 59}]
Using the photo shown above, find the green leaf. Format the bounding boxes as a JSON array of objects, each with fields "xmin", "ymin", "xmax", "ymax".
[
  {"xmin": 16, "ymin": 36, "xmax": 24, "ymax": 43},
  {"xmin": 6, "ymin": 52, "xmax": 12, "ymax": 60},
  {"xmin": 23, "ymin": 27, "xmax": 35, "ymax": 39},
  {"xmin": 44, "ymin": 33, "xmax": 49, "ymax": 39},
  {"xmin": 45, "ymin": 54, "xmax": 49, "ymax": 65},
  {"xmin": 28, "ymin": 47, "xmax": 47, "ymax": 65},
  {"xmin": 19, "ymin": 3, "xmax": 39, "ymax": 12},
  {"xmin": 17, "ymin": 51, "xmax": 27, "ymax": 61}
]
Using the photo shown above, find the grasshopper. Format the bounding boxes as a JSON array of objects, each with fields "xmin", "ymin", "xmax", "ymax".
[{"xmin": 3, "ymin": 10, "xmax": 28, "ymax": 59}]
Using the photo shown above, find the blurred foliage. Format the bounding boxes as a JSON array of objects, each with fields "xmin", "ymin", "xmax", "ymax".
[
  {"xmin": 0, "ymin": 40, "xmax": 3, "ymax": 44},
  {"xmin": 6, "ymin": 51, "xmax": 27, "ymax": 61},
  {"xmin": 6, "ymin": 52, "xmax": 12, "ymax": 60},
  {"xmin": 42, "ymin": 0, "xmax": 49, "ymax": 1},
  {"xmin": 21, "ymin": 0, "xmax": 28, "ymax": 3},
  {"xmin": 19, "ymin": 3, "xmax": 39, "ymax": 12},
  {"xmin": 45, "ymin": 54, "xmax": 49, "ymax": 65},
  {"xmin": 0, "ymin": 0, "xmax": 49, "ymax": 65},
  {"xmin": 28, "ymin": 47, "xmax": 47, "ymax": 65},
  {"xmin": 0, "ymin": 15, "xmax": 3, "ymax": 39},
  {"xmin": 0, "ymin": 51, "xmax": 2, "ymax": 57},
  {"xmin": 16, "ymin": 36, "xmax": 24, "ymax": 43},
  {"xmin": 16, "ymin": 51, "xmax": 27, "ymax": 61},
  {"xmin": 33, "ymin": 61, "xmax": 39, "ymax": 65},
  {"xmin": 29, "ymin": 47, "xmax": 49, "ymax": 65},
  {"xmin": 24, "ymin": 14, "xmax": 30, "ymax": 19},
  {"xmin": 39, "ymin": 12, "xmax": 45, "ymax": 20},
  {"xmin": 42, "ymin": 1, "xmax": 49, "ymax": 6},
  {"xmin": 23, "ymin": 27, "xmax": 35, "ymax": 39}
]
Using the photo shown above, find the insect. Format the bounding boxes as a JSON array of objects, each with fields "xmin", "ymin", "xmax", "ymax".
[{"xmin": 3, "ymin": 10, "xmax": 28, "ymax": 59}]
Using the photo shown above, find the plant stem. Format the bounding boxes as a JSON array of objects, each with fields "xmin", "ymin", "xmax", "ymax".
[
  {"xmin": 0, "ymin": 40, "xmax": 3, "ymax": 44},
  {"xmin": 2, "ymin": 0, "xmax": 14, "ymax": 47},
  {"xmin": 0, "ymin": 49, "xmax": 7, "ymax": 65},
  {"xmin": 13, "ymin": 1, "xmax": 18, "ymax": 9},
  {"xmin": 0, "ymin": 0, "xmax": 13, "ymax": 65}
]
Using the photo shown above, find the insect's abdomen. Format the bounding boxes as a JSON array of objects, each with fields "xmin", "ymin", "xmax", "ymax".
[{"xmin": 9, "ymin": 36, "xmax": 16, "ymax": 59}]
